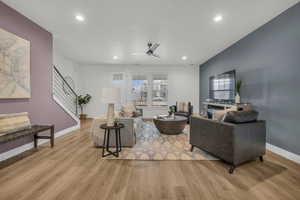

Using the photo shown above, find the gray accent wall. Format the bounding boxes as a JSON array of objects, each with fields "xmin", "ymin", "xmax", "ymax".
[{"xmin": 200, "ymin": 3, "xmax": 300, "ymax": 155}]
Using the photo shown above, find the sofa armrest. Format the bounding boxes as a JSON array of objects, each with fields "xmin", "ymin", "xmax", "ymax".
[
  {"xmin": 90, "ymin": 116, "xmax": 107, "ymax": 147},
  {"xmin": 191, "ymin": 116, "xmax": 235, "ymax": 127},
  {"xmin": 190, "ymin": 116, "xmax": 235, "ymax": 163},
  {"xmin": 90, "ymin": 116, "xmax": 137, "ymax": 147},
  {"xmin": 233, "ymin": 121, "xmax": 266, "ymax": 165},
  {"xmin": 117, "ymin": 118, "xmax": 136, "ymax": 147}
]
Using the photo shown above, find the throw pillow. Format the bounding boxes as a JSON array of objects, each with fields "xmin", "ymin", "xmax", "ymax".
[
  {"xmin": 121, "ymin": 104, "xmax": 136, "ymax": 117},
  {"xmin": 212, "ymin": 110, "xmax": 227, "ymax": 121},
  {"xmin": 183, "ymin": 102, "xmax": 189, "ymax": 112},
  {"xmin": 223, "ymin": 110, "xmax": 259, "ymax": 124},
  {"xmin": 177, "ymin": 102, "xmax": 186, "ymax": 112},
  {"xmin": 212, "ymin": 106, "xmax": 237, "ymax": 122}
]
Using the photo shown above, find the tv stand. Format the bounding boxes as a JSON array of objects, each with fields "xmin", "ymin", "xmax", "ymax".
[
  {"xmin": 203, "ymin": 102, "xmax": 252, "ymax": 119},
  {"xmin": 203, "ymin": 102, "xmax": 235, "ymax": 110}
]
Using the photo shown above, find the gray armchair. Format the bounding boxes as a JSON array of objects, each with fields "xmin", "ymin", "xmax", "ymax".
[
  {"xmin": 170, "ymin": 102, "xmax": 193, "ymax": 123},
  {"xmin": 190, "ymin": 116, "xmax": 266, "ymax": 173}
]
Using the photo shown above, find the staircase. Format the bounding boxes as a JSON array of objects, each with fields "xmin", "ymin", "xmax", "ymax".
[{"xmin": 52, "ymin": 65, "xmax": 79, "ymax": 122}]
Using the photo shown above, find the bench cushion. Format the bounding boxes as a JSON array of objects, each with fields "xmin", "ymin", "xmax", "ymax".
[{"xmin": 0, "ymin": 112, "xmax": 31, "ymax": 135}]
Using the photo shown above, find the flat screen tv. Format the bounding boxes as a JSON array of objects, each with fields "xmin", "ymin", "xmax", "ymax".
[{"xmin": 209, "ymin": 70, "xmax": 236, "ymax": 102}]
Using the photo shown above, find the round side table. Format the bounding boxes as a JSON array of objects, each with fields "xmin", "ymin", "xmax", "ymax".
[{"xmin": 100, "ymin": 123, "xmax": 124, "ymax": 157}]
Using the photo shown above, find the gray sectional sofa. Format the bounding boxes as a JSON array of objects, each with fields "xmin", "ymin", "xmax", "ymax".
[{"xmin": 190, "ymin": 115, "xmax": 266, "ymax": 173}]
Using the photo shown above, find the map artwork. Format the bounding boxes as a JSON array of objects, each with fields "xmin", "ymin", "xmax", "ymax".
[{"xmin": 0, "ymin": 28, "xmax": 31, "ymax": 99}]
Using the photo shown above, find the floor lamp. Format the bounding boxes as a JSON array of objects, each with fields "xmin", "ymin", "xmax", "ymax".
[{"xmin": 102, "ymin": 88, "xmax": 121, "ymax": 127}]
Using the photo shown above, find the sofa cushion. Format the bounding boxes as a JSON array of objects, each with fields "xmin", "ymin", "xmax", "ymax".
[
  {"xmin": 223, "ymin": 110, "xmax": 259, "ymax": 124},
  {"xmin": 121, "ymin": 104, "xmax": 136, "ymax": 117}
]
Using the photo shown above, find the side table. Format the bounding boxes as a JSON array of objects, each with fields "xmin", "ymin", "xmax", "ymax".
[{"xmin": 100, "ymin": 123, "xmax": 124, "ymax": 157}]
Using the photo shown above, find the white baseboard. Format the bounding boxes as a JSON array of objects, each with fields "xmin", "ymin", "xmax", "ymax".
[
  {"xmin": 267, "ymin": 143, "xmax": 300, "ymax": 164},
  {"xmin": 0, "ymin": 124, "xmax": 80, "ymax": 162}
]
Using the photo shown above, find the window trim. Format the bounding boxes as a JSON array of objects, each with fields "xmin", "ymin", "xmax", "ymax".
[{"xmin": 131, "ymin": 73, "xmax": 168, "ymax": 106}]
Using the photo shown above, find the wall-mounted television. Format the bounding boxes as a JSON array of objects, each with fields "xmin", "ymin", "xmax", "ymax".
[{"xmin": 209, "ymin": 70, "xmax": 236, "ymax": 102}]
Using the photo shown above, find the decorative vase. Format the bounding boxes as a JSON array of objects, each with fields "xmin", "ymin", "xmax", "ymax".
[
  {"xmin": 235, "ymin": 93, "xmax": 241, "ymax": 104},
  {"xmin": 171, "ymin": 113, "xmax": 175, "ymax": 119}
]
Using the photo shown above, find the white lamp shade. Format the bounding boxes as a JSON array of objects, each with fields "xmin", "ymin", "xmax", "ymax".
[{"xmin": 101, "ymin": 88, "xmax": 121, "ymax": 104}]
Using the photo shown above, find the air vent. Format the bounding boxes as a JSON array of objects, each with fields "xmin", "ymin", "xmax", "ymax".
[{"xmin": 113, "ymin": 73, "xmax": 124, "ymax": 81}]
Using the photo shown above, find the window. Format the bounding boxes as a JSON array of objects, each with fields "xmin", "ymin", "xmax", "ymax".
[
  {"xmin": 152, "ymin": 74, "xmax": 168, "ymax": 106},
  {"xmin": 131, "ymin": 74, "xmax": 168, "ymax": 106},
  {"xmin": 132, "ymin": 75, "xmax": 148, "ymax": 106},
  {"xmin": 209, "ymin": 71, "xmax": 235, "ymax": 101},
  {"xmin": 112, "ymin": 73, "xmax": 124, "ymax": 81}
]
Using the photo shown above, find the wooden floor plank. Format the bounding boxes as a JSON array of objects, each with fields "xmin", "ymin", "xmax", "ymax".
[{"xmin": 0, "ymin": 120, "xmax": 299, "ymax": 200}]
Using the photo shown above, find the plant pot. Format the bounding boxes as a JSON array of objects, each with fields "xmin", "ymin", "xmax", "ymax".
[
  {"xmin": 80, "ymin": 114, "xmax": 87, "ymax": 120},
  {"xmin": 235, "ymin": 93, "xmax": 241, "ymax": 104}
]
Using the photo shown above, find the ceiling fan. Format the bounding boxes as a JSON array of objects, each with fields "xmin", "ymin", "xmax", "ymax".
[
  {"xmin": 132, "ymin": 42, "xmax": 160, "ymax": 58},
  {"xmin": 146, "ymin": 42, "xmax": 160, "ymax": 58}
]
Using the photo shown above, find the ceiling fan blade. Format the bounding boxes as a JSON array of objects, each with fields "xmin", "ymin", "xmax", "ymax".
[
  {"xmin": 150, "ymin": 43, "xmax": 160, "ymax": 52},
  {"xmin": 152, "ymin": 53, "xmax": 160, "ymax": 58},
  {"xmin": 146, "ymin": 49, "xmax": 152, "ymax": 55},
  {"xmin": 132, "ymin": 52, "xmax": 145, "ymax": 56}
]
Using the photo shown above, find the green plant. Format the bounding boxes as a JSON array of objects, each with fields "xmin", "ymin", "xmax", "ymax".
[
  {"xmin": 169, "ymin": 106, "xmax": 176, "ymax": 113},
  {"xmin": 236, "ymin": 80, "xmax": 242, "ymax": 95},
  {"xmin": 78, "ymin": 94, "xmax": 92, "ymax": 114}
]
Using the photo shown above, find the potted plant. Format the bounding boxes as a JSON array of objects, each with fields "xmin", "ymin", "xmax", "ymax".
[
  {"xmin": 235, "ymin": 80, "xmax": 242, "ymax": 104},
  {"xmin": 169, "ymin": 106, "xmax": 176, "ymax": 119},
  {"xmin": 78, "ymin": 94, "xmax": 92, "ymax": 120}
]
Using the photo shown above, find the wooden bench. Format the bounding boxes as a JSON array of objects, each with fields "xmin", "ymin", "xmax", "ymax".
[{"xmin": 0, "ymin": 112, "xmax": 55, "ymax": 148}]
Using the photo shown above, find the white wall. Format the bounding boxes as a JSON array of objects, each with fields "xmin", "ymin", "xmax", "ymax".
[
  {"xmin": 77, "ymin": 64, "xmax": 199, "ymax": 118},
  {"xmin": 53, "ymin": 50, "xmax": 80, "ymax": 93}
]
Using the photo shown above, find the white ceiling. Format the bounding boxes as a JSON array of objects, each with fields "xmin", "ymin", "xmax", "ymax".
[{"xmin": 3, "ymin": 0, "xmax": 299, "ymax": 65}]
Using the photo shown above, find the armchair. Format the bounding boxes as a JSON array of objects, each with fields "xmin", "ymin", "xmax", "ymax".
[{"xmin": 170, "ymin": 102, "xmax": 193, "ymax": 123}]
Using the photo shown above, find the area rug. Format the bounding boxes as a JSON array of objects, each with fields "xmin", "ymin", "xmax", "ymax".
[{"xmin": 104, "ymin": 122, "xmax": 218, "ymax": 161}]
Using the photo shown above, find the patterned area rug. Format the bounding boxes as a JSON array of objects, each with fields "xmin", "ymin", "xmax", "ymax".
[{"xmin": 104, "ymin": 122, "xmax": 218, "ymax": 161}]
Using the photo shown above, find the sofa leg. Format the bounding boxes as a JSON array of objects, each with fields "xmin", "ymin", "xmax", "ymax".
[
  {"xmin": 259, "ymin": 156, "xmax": 264, "ymax": 162},
  {"xmin": 229, "ymin": 165, "xmax": 235, "ymax": 174},
  {"xmin": 190, "ymin": 145, "xmax": 194, "ymax": 152}
]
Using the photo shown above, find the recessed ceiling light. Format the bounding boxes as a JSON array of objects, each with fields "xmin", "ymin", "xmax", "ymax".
[
  {"xmin": 214, "ymin": 15, "xmax": 223, "ymax": 22},
  {"xmin": 113, "ymin": 56, "xmax": 119, "ymax": 60},
  {"xmin": 182, "ymin": 56, "xmax": 187, "ymax": 60},
  {"xmin": 75, "ymin": 14, "xmax": 85, "ymax": 22}
]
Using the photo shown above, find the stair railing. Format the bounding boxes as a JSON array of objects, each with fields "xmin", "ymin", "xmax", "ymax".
[{"xmin": 53, "ymin": 65, "xmax": 78, "ymax": 116}]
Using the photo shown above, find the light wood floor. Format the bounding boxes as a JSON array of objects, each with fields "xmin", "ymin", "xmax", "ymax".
[{"xmin": 0, "ymin": 120, "xmax": 300, "ymax": 200}]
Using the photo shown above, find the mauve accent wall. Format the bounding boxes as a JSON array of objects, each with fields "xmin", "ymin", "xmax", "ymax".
[
  {"xmin": 0, "ymin": 2, "xmax": 77, "ymax": 153},
  {"xmin": 200, "ymin": 3, "xmax": 300, "ymax": 155}
]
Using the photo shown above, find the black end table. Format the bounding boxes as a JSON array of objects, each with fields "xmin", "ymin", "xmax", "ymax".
[{"xmin": 100, "ymin": 123, "xmax": 124, "ymax": 157}]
